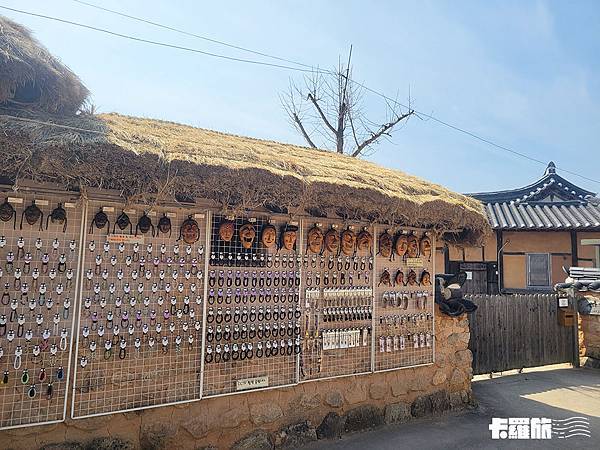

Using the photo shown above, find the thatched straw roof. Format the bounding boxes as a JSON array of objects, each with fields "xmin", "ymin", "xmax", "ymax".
[
  {"xmin": 0, "ymin": 15, "xmax": 88, "ymax": 114},
  {"xmin": 0, "ymin": 108, "xmax": 490, "ymax": 244}
]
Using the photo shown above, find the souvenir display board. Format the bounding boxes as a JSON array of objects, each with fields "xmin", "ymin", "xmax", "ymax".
[
  {"xmin": 0, "ymin": 184, "xmax": 437, "ymax": 424},
  {"xmin": 299, "ymin": 221, "xmax": 374, "ymax": 381},
  {"xmin": 71, "ymin": 201, "xmax": 207, "ymax": 418},
  {"xmin": 202, "ymin": 215, "xmax": 300, "ymax": 396},
  {"xmin": 0, "ymin": 193, "xmax": 82, "ymax": 429},
  {"xmin": 373, "ymin": 228, "xmax": 435, "ymax": 371}
]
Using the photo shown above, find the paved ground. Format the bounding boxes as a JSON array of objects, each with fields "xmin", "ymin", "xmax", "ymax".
[{"xmin": 303, "ymin": 366, "xmax": 600, "ymax": 449}]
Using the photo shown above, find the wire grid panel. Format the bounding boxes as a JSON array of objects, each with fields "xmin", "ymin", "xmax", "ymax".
[
  {"xmin": 0, "ymin": 191, "xmax": 82, "ymax": 429},
  {"xmin": 203, "ymin": 215, "xmax": 300, "ymax": 396},
  {"xmin": 72, "ymin": 202, "xmax": 207, "ymax": 418},
  {"xmin": 299, "ymin": 220, "xmax": 374, "ymax": 381},
  {"xmin": 373, "ymin": 227, "xmax": 435, "ymax": 371}
]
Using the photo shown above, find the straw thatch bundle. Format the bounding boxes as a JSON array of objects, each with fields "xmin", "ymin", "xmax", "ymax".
[
  {"xmin": 0, "ymin": 15, "xmax": 88, "ymax": 114},
  {"xmin": 0, "ymin": 109, "xmax": 490, "ymax": 244}
]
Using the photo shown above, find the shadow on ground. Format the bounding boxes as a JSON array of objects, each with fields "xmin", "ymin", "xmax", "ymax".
[{"xmin": 302, "ymin": 367, "xmax": 600, "ymax": 450}]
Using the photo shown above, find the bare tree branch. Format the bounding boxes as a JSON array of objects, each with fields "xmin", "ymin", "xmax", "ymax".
[
  {"xmin": 307, "ymin": 92, "xmax": 336, "ymax": 135},
  {"xmin": 292, "ymin": 112, "xmax": 317, "ymax": 148},
  {"xmin": 351, "ymin": 110, "xmax": 414, "ymax": 157},
  {"xmin": 280, "ymin": 48, "xmax": 414, "ymax": 157}
]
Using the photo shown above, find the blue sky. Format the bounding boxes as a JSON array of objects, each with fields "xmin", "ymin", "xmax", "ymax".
[{"xmin": 3, "ymin": 0, "xmax": 599, "ymax": 194}]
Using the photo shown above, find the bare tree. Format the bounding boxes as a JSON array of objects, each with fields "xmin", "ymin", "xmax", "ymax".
[{"xmin": 281, "ymin": 47, "xmax": 414, "ymax": 157}]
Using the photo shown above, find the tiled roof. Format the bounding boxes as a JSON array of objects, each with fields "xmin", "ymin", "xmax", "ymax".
[
  {"xmin": 484, "ymin": 201, "xmax": 600, "ymax": 230},
  {"xmin": 470, "ymin": 162, "xmax": 600, "ymax": 231}
]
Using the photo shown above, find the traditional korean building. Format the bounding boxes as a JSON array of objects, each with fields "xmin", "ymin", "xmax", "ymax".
[{"xmin": 442, "ymin": 162, "xmax": 600, "ymax": 294}]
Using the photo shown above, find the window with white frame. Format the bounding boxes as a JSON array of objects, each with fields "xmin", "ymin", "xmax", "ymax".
[{"xmin": 527, "ymin": 253, "xmax": 551, "ymax": 288}]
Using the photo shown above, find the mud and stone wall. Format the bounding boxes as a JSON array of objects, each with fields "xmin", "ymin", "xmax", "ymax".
[
  {"xmin": 0, "ymin": 307, "xmax": 473, "ymax": 450},
  {"xmin": 579, "ymin": 294, "xmax": 600, "ymax": 369}
]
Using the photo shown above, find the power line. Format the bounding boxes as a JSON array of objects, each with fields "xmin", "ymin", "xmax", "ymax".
[
  {"xmin": 0, "ymin": 5, "xmax": 322, "ymax": 73},
  {"xmin": 70, "ymin": 0, "xmax": 314, "ymax": 69},
  {"xmin": 2, "ymin": 4, "xmax": 599, "ymax": 186},
  {"xmin": 63, "ymin": 2, "xmax": 600, "ymax": 186}
]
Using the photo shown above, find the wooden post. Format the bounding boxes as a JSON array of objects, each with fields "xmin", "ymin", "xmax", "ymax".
[
  {"xmin": 570, "ymin": 231, "xmax": 578, "ymax": 268},
  {"xmin": 570, "ymin": 287, "xmax": 580, "ymax": 368},
  {"xmin": 496, "ymin": 230, "xmax": 504, "ymax": 293}
]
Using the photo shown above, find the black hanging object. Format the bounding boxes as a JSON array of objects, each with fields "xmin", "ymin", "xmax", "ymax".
[
  {"xmin": 135, "ymin": 212, "xmax": 155, "ymax": 236},
  {"xmin": 113, "ymin": 211, "xmax": 132, "ymax": 234},
  {"xmin": 20, "ymin": 201, "xmax": 43, "ymax": 231},
  {"xmin": 0, "ymin": 198, "xmax": 16, "ymax": 229},
  {"xmin": 89, "ymin": 209, "xmax": 110, "ymax": 234},
  {"xmin": 157, "ymin": 213, "xmax": 172, "ymax": 237},
  {"xmin": 46, "ymin": 203, "xmax": 68, "ymax": 233}
]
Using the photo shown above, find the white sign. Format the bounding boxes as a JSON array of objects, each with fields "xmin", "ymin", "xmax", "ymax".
[
  {"xmin": 406, "ymin": 257, "xmax": 423, "ymax": 268},
  {"xmin": 107, "ymin": 234, "xmax": 144, "ymax": 245},
  {"xmin": 465, "ymin": 271, "xmax": 473, "ymax": 280},
  {"xmin": 558, "ymin": 296, "xmax": 569, "ymax": 308},
  {"xmin": 236, "ymin": 376, "xmax": 269, "ymax": 391}
]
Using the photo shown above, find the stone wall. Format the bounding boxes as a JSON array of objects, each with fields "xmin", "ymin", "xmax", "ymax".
[
  {"xmin": 579, "ymin": 293, "xmax": 600, "ymax": 368},
  {"xmin": 0, "ymin": 308, "xmax": 472, "ymax": 450}
]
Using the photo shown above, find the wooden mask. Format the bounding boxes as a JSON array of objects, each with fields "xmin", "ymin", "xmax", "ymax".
[
  {"xmin": 340, "ymin": 229, "xmax": 356, "ymax": 256},
  {"xmin": 261, "ymin": 224, "xmax": 277, "ymax": 249},
  {"xmin": 420, "ymin": 235, "xmax": 432, "ymax": 260},
  {"xmin": 219, "ymin": 220, "xmax": 235, "ymax": 242},
  {"xmin": 307, "ymin": 225, "xmax": 324, "ymax": 254},
  {"xmin": 407, "ymin": 269, "xmax": 417, "ymax": 286},
  {"xmin": 394, "ymin": 234, "xmax": 408, "ymax": 258},
  {"xmin": 378, "ymin": 230, "xmax": 393, "ymax": 258},
  {"xmin": 323, "ymin": 228, "xmax": 340, "ymax": 254},
  {"xmin": 280, "ymin": 224, "xmax": 298, "ymax": 251},
  {"xmin": 394, "ymin": 269, "xmax": 405, "ymax": 286},
  {"xmin": 407, "ymin": 233, "xmax": 419, "ymax": 258},
  {"xmin": 239, "ymin": 223, "xmax": 256, "ymax": 249},
  {"xmin": 356, "ymin": 229, "xmax": 372, "ymax": 253},
  {"xmin": 420, "ymin": 270, "xmax": 432, "ymax": 286},
  {"xmin": 179, "ymin": 215, "xmax": 200, "ymax": 244}
]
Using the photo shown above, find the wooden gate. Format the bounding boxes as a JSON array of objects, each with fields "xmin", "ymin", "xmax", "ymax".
[{"xmin": 467, "ymin": 294, "xmax": 575, "ymax": 375}]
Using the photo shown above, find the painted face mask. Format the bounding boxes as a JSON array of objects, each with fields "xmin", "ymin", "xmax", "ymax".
[
  {"xmin": 407, "ymin": 269, "xmax": 417, "ymax": 286},
  {"xmin": 218, "ymin": 220, "xmax": 235, "ymax": 242},
  {"xmin": 420, "ymin": 235, "xmax": 432, "ymax": 260},
  {"xmin": 340, "ymin": 229, "xmax": 356, "ymax": 256},
  {"xmin": 179, "ymin": 215, "xmax": 200, "ymax": 244},
  {"xmin": 280, "ymin": 224, "xmax": 298, "ymax": 251},
  {"xmin": 394, "ymin": 269, "xmax": 405, "ymax": 286},
  {"xmin": 420, "ymin": 270, "xmax": 432, "ymax": 286},
  {"xmin": 323, "ymin": 228, "xmax": 340, "ymax": 254},
  {"xmin": 394, "ymin": 234, "xmax": 408, "ymax": 258},
  {"xmin": 407, "ymin": 234, "xmax": 419, "ymax": 258},
  {"xmin": 239, "ymin": 223, "xmax": 256, "ymax": 249},
  {"xmin": 307, "ymin": 225, "xmax": 324, "ymax": 254},
  {"xmin": 356, "ymin": 229, "xmax": 372, "ymax": 253},
  {"xmin": 378, "ymin": 230, "xmax": 393, "ymax": 258},
  {"xmin": 261, "ymin": 224, "xmax": 277, "ymax": 249}
]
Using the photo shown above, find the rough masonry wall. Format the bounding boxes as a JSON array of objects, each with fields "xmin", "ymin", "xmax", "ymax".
[
  {"xmin": 579, "ymin": 294, "xmax": 600, "ymax": 366},
  {"xmin": 0, "ymin": 308, "xmax": 472, "ymax": 450}
]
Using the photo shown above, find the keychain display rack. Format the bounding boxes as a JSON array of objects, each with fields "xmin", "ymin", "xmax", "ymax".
[
  {"xmin": 0, "ymin": 184, "xmax": 437, "ymax": 427},
  {"xmin": 300, "ymin": 220, "xmax": 374, "ymax": 381},
  {"xmin": 373, "ymin": 227, "xmax": 435, "ymax": 371},
  {"xmin": 0, "ymin": 191, "xmax": 82, "ymax": 429},
  {"xmin": 71, "ymin": 200, "xmax": 207, "ymax": 418},
  {"xmin": 202, "ymin": 215, "xmax": 300, "ymax": 396}
]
